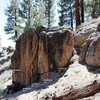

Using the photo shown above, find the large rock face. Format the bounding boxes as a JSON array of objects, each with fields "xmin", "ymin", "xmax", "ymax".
[
  {"xmin": 75, "ymin": 17, "xmax": 100, "ymax": 47},
  {"xmin": 11, "ymin": 26, "xmax": 74, "ymax": 86},
  {"xmin": 79, "ymin": 21, "xmax": 100, "ymax": 67},
  {"xmin": 85, "ymin": 36, "xmax": 100, "ymax": 67},
  {"xmin": 85, "ymin": 23, "xmax": 100, "ymax": 67}
]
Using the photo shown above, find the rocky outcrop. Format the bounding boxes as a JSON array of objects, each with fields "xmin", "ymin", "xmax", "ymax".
[
  {"xmin": 79, "ymin": 40, "xmax": 92, "ymax": 63},
  {"xmin": 11, "ymin": 26, "xmax": 74, "ymax": 87},
  {"xmin": 85, "ymin": 26, "xmax": 100, "ymax": 67},
  {"xmin": 79, "ymin": 21, "xmax": 100, "ymax": 67},
  {"xmin": 75, "ymin": 17, "xmax": 100, "ymax": 47}
]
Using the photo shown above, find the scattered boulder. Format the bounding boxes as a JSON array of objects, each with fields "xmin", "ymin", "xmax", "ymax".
[
  {"xmin": 85, "ymin": 35, "xmax": 100, "ymax": 67},
  {"xmin": 79, "ymin": 40, "xmax": 91, "ymax": 63},
  {"xmin": 75, "ymin": 17, "xmax": 100, "ymax": 47},
  {"xmin": 75, "ymin": 28, "xmax": 95, "ymax": 47},
  {"xmin": 79, "ymin": 20, "xmax": 100, "ymax": 67},
  {"xmin": 11, "ymin": 26, "xmax": 74, "ymax": 87}
]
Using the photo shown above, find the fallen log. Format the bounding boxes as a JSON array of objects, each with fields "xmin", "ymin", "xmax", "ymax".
[{"xmin": 54, "ymin": 80, "xmax": 100, "ymax": 100}]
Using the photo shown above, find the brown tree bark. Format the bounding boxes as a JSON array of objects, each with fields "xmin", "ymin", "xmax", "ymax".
[
  {"xmin": 14, "ymin": 8, "xmax": 18, "ymax": 38},
  {"xmin": 54, "ymin": 81, "xmax": 100, "ymax": 100},
  {"xmin": 81, "ymin": 0, "xmax": 84, "ymax": 23},
  {"xmin": 75, "ymin": 0, "xmax": 81, "ymax": 27}
]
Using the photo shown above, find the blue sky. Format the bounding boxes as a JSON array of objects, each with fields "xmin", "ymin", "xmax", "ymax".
[
  {"xmin": 0, "ymin": 0, "xmax": 59, "ymax": 35},
  {"xmin": 0, "ymin": 0, "xmax": 14, "ymax": 47},
  {"xmin": 0, "ymin": 0, "xmax": 59, "ymax": 47},
  {"xmin": 0, "ymin": 0, "xmax": 9, "ymax": 36}
]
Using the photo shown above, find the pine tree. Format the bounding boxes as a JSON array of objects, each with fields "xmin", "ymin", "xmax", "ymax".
[
  {"xmin": 91, "ymin": 0, "xmax": 100, "ymax": 18},
  {"xmin": 43, "ymin": 0, "xmax": 54, "ymax": 28},
  {"xmin": 85, "ymin": 0, "xmax": 100, "ymax": 18},
  {"xmin": 32, "ymin": 0, "xmax": 46, "ymax": 27},
  {"xmin": 58, "ymin": 0, "xmax": 65, "ymax": 26},
  {"xmin": 20, "ymin": 0, "xmax": 32, "ymax": 29},
  {"xmin": 75, "ymin": 0, "xmax": 81, "ymax": 27},
  {"xmin": 58, "ymin": 0, "xmax": 75, "ymax": 29},
  {"xmin": 20, "ymin": 0, "xmax": 46, "ymax": 30},
  {"xmin": 66, "ymin": 0, "xmax": 75, "ymax": 29},
  {"xmin": 80, "ymin": 0, "xmax": 84, "ymax": 23},
  {"xmin": 70, "ymin": 0, "xmax": 74, "ymax": 29},
  {"xmin": 4, "ymin": 0, "xmax": 20, "ymax": 38}
]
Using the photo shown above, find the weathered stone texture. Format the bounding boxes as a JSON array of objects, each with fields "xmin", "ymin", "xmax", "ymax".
[
  {"xmin": 75, "ymin": 17, "xmax": 100, "ymax": 47},
  {"xmin": 11, "ymin": 26, "xmax": 74, "ymax": 86},
  {"xmin": 78, "ymin": 19, "xmax": 100, "ymax": 67}
]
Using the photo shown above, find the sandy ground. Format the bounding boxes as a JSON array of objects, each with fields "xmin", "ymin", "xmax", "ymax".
[{"xmin": 1, "ymin": 53, "xmax": 100, "ymax": 100}]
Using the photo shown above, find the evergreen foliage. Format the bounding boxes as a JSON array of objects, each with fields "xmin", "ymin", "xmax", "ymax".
[
  {"xmin": 20, "ymin": 0, "xmax": 46, "ymax": 30},
  {"xmin": 4, "ymin": 0, "xmax": 20, "ymax": 37},
  {"xmin": 4, "ymin": 0, "xmax": 100, "ymax": 38},
  {"xmin": 43, "ymin": 0, "xmax": 54, "ymax": 28},
  {"xmin": 58, "ymin": 0, "xmax": 75, "ymax": 29},
  {"xmin": 85, "ymin": 0, "xmax": 100, "ymax": 18}
]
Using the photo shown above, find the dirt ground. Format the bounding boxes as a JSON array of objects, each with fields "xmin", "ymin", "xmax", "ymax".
[{"xmin": 1, "ymin": 53, "xmax": 100, "ymax": 100}]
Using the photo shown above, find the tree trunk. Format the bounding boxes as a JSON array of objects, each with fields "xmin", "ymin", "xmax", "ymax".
[
  {"xmin": 15, "ymin": 8, "xmax": 18, "ymax": 38},
  {"xmin": 70, "ymin": 0, "xmax": 73, "ymax": 29},
  {"xmin": 15, "ymin": 30, "xmax": 18, "ymax": 38},
  {"xmin": 75, "ymin": 0, "xmax": 81, "ymax": 27},
  {"xmin": 54, "ymin": 81, "xmax": 100, "ymax": 100},
  {"xmin": 48, "ymin": 0, "xmax": 51, "ymax": 28},
  {"xmin": 91, "ymin": 5, "xmax": 96, "ymax": 18},
  {"xmin": 81, "ymin": 0, "xmax": 84, "ymax": 23},
  {"xmin": 99, "ymin": 0, "xmax": 100, "ymax": 15}
]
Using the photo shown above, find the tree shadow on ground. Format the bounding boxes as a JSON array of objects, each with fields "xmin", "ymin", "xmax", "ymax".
[
  {"xmin": 78, "ymin": 59, "xmax": 100, "ymax": 74},
  {"xmin": 1, "ymin": 67, "xmax": 69, "ymax": 100},
  {"xmin": 86, "ymin": 65, "xmax": 100, "ymax": 74}
]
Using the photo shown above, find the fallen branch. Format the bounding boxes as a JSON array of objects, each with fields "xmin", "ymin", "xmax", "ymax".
[{"xmin": 54, "ymin": 80, "xmax": 100, "ymax": 100}]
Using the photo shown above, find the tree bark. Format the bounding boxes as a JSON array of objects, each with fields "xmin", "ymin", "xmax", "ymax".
[
  {"xmin": 48, "ymin": 0, "xmax": 51, "ymax": 28},
  {"xmin": 15, "ymin": 8, "xmax": 18, "ymax": 37},
  {"xmin": 75, "ymin": 0, "xmax": 81, "ymax": 27},
  {"xmin": 54, "ymin": 81, "xmax": 100, "ymax": 100},
  {"xmin": 70, "ymin": 0, "xmax": 73, "ymax": 29},
  {"xmin": 81, "ymin": 0, "xmax": 84, "ymax": 23}
]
